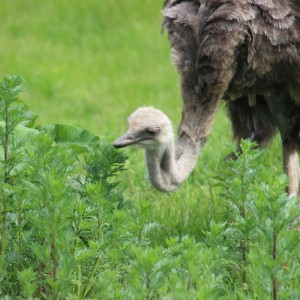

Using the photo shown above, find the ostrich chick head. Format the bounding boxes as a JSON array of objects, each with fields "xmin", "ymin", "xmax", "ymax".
[{"xmin": 113, "ymin": 107, "xmax": 174, "ymax": 150}]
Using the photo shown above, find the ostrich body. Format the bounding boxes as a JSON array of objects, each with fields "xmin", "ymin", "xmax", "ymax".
[{"xmin": 114, "ymin": 0, "xmax": 300, "ymax": 195}]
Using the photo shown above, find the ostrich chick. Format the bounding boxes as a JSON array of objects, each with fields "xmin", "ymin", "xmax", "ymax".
[{"xmin": 113, "ymin": 107, "xmax": 200, "ymax": 192}]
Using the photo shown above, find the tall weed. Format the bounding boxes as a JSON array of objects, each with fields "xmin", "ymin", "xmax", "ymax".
[{"xmin": 0, "ymin": 75, "xmax": 299, "ymax": 299}]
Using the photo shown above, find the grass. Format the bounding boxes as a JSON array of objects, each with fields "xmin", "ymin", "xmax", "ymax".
[
  {"xmin": 1, "ymin": 2, "xmax": 297, "ymax": 298},
  {"xmin": 0, "ymin": 0, "xmax": 180, "ymax": 136},
  {"xmin": 0, "ymin": 0, "xmax": 285, "ymax": 236}
]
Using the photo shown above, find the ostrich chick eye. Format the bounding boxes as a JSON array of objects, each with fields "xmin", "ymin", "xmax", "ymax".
[{"xmin": 145, "ymin": 127, "xmax": 160, "ymax": 135}]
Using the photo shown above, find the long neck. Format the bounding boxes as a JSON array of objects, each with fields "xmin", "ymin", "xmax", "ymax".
[
  {"xmin": 144, "ymin": 136, "xmax": 202, "ymax": 192},
  {"xmin": 144, "ymin": 94, "xmax": 223, "ymax": 192}
]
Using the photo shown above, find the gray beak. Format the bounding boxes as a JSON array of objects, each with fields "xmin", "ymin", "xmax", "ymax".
[{"xmin": 113, "ymin": 132, "xmax": 141, "ymax": 148}]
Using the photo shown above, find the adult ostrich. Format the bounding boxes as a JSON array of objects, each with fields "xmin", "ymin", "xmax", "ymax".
[{"xmin": 114, "ymin": 0, "xmax": 300, "ymax": 195}]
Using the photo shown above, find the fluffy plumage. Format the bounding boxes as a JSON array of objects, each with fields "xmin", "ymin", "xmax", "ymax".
[{"xmin": 114, "ymin": 0, "xmax": 300, "ymax": 194}]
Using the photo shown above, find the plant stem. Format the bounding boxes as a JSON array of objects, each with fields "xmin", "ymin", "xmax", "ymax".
[
  {"xmin": 4, "ymin": 105, "xmax": 8, "ymax": 162},
  {"xmin": 272, "ymin": 230, "xmax": 276, "ymax": 261},
  {"xmin": 146, "ymin": 273, "xmax": 151, "ymax": 300},
  {"xmin": 1, "ymin": 104, "xmax": 9, "ymax": 239},
  {"xmin": 273, "ymin": 277, "xmax": 277, "ymax": 300},
  {"xmin": 240, "ymin": 238, "xmax": 247, "ymax": 284},
  {"xmin": 1, "ymin": 186, "xmax": 6, "ymax": 229},
  {"xmin": 51, "ymin": 229, "xmax": 58, "ymax": 300},
  {"xmin": 239, "ymin": 198, "xmax": 247, "ymax": 284},
  {"xmin": 83, "ymin": 256, "xmax": 101, "ymax": 298},
  {"xmin": 138, "ymin": 227, "xmax": 143, "ymax": 243},
  {"xmin": 272, "ymin": 230, "xmax": 277, "ymax": 300},
  {"xmin": 77, "ymin": 265, "xmax": 82, "ymax": 300},
  {"xmin": 39, "ymin": 269, "xmax": 47, "ymax": 296}
]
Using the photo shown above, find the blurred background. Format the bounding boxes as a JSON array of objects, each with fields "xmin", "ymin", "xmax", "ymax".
[
  {"xmin": 0, "ymin": 0, "xmax": 243, "ymax": 198},
  {"xmin": 0, "ymin": 0, "xmax": 283, "ymax": 230},
  {"xmin": 0, "ymin": 0, "xmax": 183, "ymax": 139}
]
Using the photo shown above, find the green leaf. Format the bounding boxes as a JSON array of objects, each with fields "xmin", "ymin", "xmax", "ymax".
[
  {"xmin": 36, "ymin": 124, "xmax": 101, "ymax": 154},
  {"xmin": 0, "ymin": 122, "xmax": 40, "ymax": 161},
  {"xmin": 0, "ymin": 75, "xmax": 24, "ymax": 103},
  {"xmin": 17, "ymin": 268, "xmax": 37, "ymax": 299}
]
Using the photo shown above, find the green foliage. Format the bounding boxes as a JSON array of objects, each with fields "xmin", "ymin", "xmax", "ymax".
[
  {"xmin": 0, "ymin": 75, "xmax": 299, "ymax": 299},
  {"xmin": 0, "ymin": 75, "xmax": 127, "ymax": 298},
  {"xmin": 2, "ymin": 2, "xmax": 299, "ymax": 299},
  {"xmin": 213, "ymin": 141, "xmax": 300, "ymax": 298}
]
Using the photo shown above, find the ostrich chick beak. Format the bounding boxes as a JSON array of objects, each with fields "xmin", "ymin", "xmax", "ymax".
[{"xmin": 113, "ymin": 132, "xmax": 141, "ymax": 148}]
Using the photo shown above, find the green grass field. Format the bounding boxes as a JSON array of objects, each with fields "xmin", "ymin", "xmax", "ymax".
[
  {"xmin": 1, "ymin": 1, "xmax": 299, "ymax": 298},
  {"xmin": 0, "ymin": 0, "xmax": 284, "ymax": 248},
  {"xmin": 1, "ymin": 0, "xmax": 179, "ymax": 134},
  {"xmin": 0, "ymin": 0, "xmax": 238, "ymax": 212}
]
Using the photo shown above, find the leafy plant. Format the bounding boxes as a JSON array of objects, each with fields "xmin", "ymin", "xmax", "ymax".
[
  {"xmin": 0, "ymin": 75, "xmax": 127, "ymax": 298},
  {"xmin": 213, "ymin": 141, "xmax": 300, "ymax": 298},
  {"xmin": 0, "ymin": 75, "xmax": 299, "ymax": 299}
]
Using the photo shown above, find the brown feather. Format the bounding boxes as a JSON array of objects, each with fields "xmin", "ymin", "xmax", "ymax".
[
  {"xmin": 162, "ymin": 0, "xmax": 300, "ymax": 195},
  {"xmin": 208, "ymin": 3, "xmax": 259, "ymax": 22}
]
